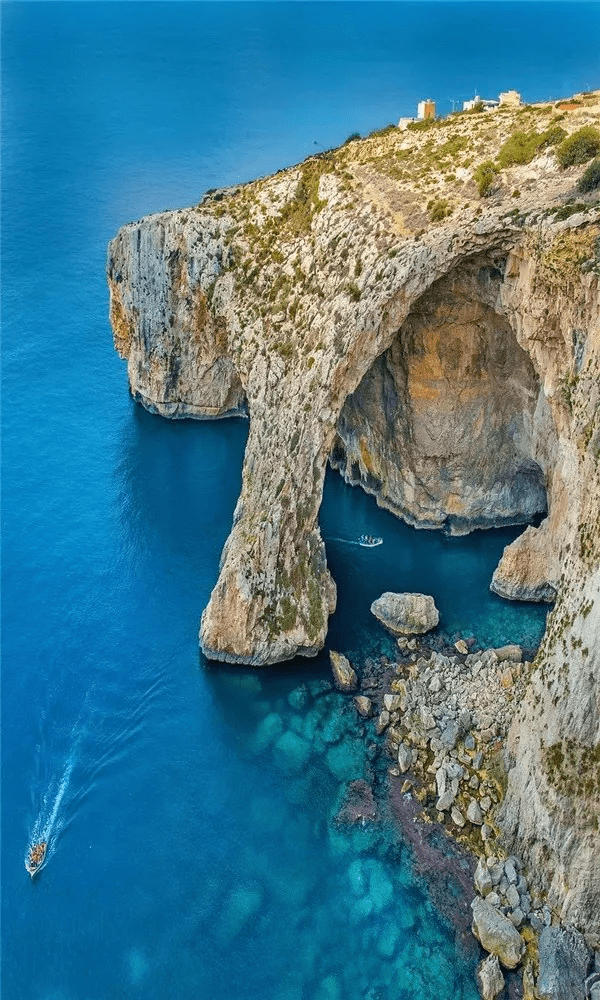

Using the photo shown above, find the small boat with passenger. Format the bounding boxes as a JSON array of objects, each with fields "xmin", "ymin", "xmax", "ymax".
[
  {"xmin": 25, "ymin": 841, "xmax": 47, "ymax": 877},
  {"xmin": 358, "ymin": 534, "xmax": 383, "ymax": 547}
]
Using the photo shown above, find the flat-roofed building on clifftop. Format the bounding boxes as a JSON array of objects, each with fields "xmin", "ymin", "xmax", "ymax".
[
  {"xmin": 417, "ymin": 99, "xmax": 436, "ymax": 120},
  {"xmin": 499, "ymin": 89, "xmax": 521, "ymax": 107}
]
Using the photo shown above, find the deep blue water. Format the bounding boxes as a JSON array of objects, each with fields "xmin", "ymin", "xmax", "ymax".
[{"xmin": 3, "ymin": 4, "xmax": 598, "ymax": 998}]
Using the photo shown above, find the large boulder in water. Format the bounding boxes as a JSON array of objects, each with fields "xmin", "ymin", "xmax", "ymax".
[
  {"xmin": 471, "ymin": 896, "xmax": 525, "ymax": 969},
  {"xmin": 370, "ymin": 592, "xmax": 439, "ymax": 636},
  {"xmin": 330, "ymin": 650, "xmax": 358, "ymax": 691}
]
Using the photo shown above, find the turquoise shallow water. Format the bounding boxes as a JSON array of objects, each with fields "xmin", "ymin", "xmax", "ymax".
[{"xmin": 3, "ymin": 3, "xmax": 597, "ymax": 998}]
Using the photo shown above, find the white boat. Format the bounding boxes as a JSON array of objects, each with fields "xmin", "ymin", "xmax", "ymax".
[
  {"xmin": 25, "ymin": 841, "xmax": 47, "ymax": 877},
  {"xmin": 358, "ymin": 534, "xmax": 383, "ymax": 547}
]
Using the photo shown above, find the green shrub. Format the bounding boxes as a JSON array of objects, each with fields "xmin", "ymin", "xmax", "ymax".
[
  {"xmin": 578, "ymin": 157, "xmax": 600, "ymax": 192},
  {"xmin": 427, "ymin": 197, "xmax": 452, "ymax": 222},
  {"xmin": 497, "ymin": 125, "xmax": 567, "ymax": 169},
  {"xmin": 407, "ymin": 118, "xmax": 437, "ymax": 133},
  {"xmin": 277, "ymin": 159, "xmax": 329, "ymax": 235},
  {"xmin": 538, "ymin": 125, "xmax": 567, "ymax": 150},
  {"xmin": 556, "ymin": 127, "xmax": 600, "ymax": 168},
  {"xmin": 368, "ymin": 124, "xmax": 396, "ymax": 139},
  {"xmin": 554, "ymin": 201, "xmax": 588, "ymax": 221},
  {"xmin": 344, "ymin": 132, "xmax": 361, "ymax": 144},
  {"xmin": 473, "ymin": 160, "xmax": 499, "ymax": 197},
  {"xmin": 345, "ymin": 283, "xmax": 361, "ymax": 302}
]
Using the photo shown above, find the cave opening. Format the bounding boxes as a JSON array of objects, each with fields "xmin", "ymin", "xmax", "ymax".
[{"xmin": 331, "ymin": 255, "xmax": 548, "ymax": 536}]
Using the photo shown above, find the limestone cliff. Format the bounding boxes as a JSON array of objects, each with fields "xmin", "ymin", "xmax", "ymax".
[{"xmin": 108, "ymin": 95, "xmax": 600, "ymax": 931}]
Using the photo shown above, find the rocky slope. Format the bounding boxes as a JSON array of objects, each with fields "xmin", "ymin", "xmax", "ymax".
[{"xmin": 108, "ymin": 94, "xmax": 600, "ymax": 934}]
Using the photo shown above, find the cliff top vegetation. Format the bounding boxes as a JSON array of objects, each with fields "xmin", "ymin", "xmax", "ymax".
[{"xmin": 182, "ymin": 92, "xmax": 600, "ymax": 356}]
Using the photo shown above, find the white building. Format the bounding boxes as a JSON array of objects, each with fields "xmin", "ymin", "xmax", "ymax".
[{"xmin": 462, "ymin": 95, "xmax": 499, "ymax": 112}]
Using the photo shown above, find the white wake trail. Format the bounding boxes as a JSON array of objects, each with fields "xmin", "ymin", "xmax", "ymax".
[{"xmin": 41, "ymin": 751, "xmax": 77, "ymax": 840}]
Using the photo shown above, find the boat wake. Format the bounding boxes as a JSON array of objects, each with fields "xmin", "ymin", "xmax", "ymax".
[
  {"xmin": 26, "ymin": 669, "xmax": 167, "ymax": 877},
  {"xmin": 27, "ymin": 741, "xmax": 79, "ymax": 875},
  {"xmin": 325, "ymin": 536, "xmax": 383, "ymax": 548}
]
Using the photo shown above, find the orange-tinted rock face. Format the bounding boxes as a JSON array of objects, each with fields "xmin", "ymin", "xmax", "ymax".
[{"xmin": 332, "ymin": 258, "xmax": 547, "ymax": 534}]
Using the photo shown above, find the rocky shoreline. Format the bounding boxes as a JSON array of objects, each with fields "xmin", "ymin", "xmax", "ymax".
[{"xmin": 329, "ymin": 625, "xmax": 600, "ymax": 1000}]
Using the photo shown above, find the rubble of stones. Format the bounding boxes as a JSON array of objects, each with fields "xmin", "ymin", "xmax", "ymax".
[
  {"xmin": 345, "ymin": 634, "xmax": 593, "ymax": 999},
  {"xmin": 358, "ymin": 637, "xmax": 532, "ymax": 849}
]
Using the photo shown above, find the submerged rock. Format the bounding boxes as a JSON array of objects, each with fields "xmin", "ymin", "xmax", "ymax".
[
  {"xmin": 370, "ymin": 592, "xmax": 439, "ymax": 636},
  {"xmin": 273, "ymin": 730, "xmax": 312, "ymax": 772},
  {"xmin": 330, "ymin": 650, "xmax": 358, "ymax": 691},
  {"xmin": 314, "ymin": 975, "xmax": 341, "ymax": 1000},
  {"xmin": 218, "ymin": 884, "xmax": 263, "ymax": 945},
  {"xmin": 326, "ymin": 736, "xmax": 367, "ymax": 782},
  {"xmin": 335, "ymin": 779, "xmax": 378, "ymax": 825},
  {"xmin": 248, "ymin": 712, "xmax": 284, "ymax": 754}
]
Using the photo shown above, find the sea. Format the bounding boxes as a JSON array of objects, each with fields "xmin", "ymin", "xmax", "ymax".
[{"xmin": 2, "ymin": 3, "xmax": 599, "ymax": 998}]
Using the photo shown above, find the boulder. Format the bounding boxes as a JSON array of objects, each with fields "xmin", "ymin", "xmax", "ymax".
[
  {"xmin": 370, "ymin": 592, "xmax": 439, "ymax": 636},
  {"xmin": 493, "ymin": 644, "xmax": 522, "ymax": 663},
  {"xmin": 509, "ymin": 908, "xmax": 524, "ymax": 928},
  {"xmin": 435, "ymin": 767, "xmax": 447, "ymax": 798},
  {"xmin": 476, "ymin": 954, "xmax": 505, "ymax": 1000},
  {"xmin": 397, "ymin": 743, "xmax": 412, "ymax": 773},
  {"xmin": 471, "ymin": 896, "xmax": 526, "ymax": 969},
  {"xmin": 474, "ymin": 859, "xmax": 493, "ymax": 897},
  {"xmin": 467, "ymin": 799, "xmax": 484, "ymax": 825},
  {"xmin": 353, "ymin": 695, "xmax": 373, "ymax": 718},
  {"xmin": 383, "ymin": 693, "xmax": 402, "ymax": 712},
  {"xmin": 451, "ymin": 806, "xmax": 465, "ymax": 827},
  {"xmin": 436, "ymin": 788, "xmax": 457, "ymax": 812},
  {"xmin": 455, "ymin": 639, "xmax": 469, "ymax": 655},
  {"xmin": 441, "ymin": 720, "xmax": 460, "ymax": 749},
  {"xmin": 537, "ymin": 925, "xmax": 593, "ymax": 1000},
  {"xmin": 586, "ymin": 974, "xmax": 600, "ymax": 1000},
  {"xmin": 330, "ymin": 651, "xmax": 358, "ymax": 692},
  {"xmin": 376, "ymin": 710, "xmax": 390, "ymax": 734},
  {"xmin": 506, "ymin": 884, "xmax": 520, "ymax": 909}
]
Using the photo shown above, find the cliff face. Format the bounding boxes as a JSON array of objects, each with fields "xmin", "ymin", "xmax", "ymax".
[
  {"xmin": 332, "ymin": 258, "xmax": 547, "ymax": 535},
  {"xmin": 496, "ymin": 251, "xmax": 600, "ymax": 939},
  {"xmin": 109, "ymin": 213, "xmax": 245, "ymax": 419},
  {"xmin": 108, "ymin": 96, "xmax": 600, "ymax": 931}
]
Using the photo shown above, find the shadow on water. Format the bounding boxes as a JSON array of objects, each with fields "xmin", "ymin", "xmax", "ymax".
[{"xmin": 115, "ymin": 403, "xmax": 249, "ymax": 585}]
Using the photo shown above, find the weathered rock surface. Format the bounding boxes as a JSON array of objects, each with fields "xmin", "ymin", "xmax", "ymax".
[
  {"xmin": 537, "ymin": 925, "xmax": 593, "ymax": 1000},
  {"xmin": 330, "ymin": 650, "xmax": 358, "ymax": 692},
  {"xmin": 332, "ymin": 262, "xmax": 547, "ymax": 534},
  {"xmin": 370, "ymin": 592, "xmax": 439, "ymax": 635},
  {"xmin": 353, "ymin": 695, "xmax": 372, "ymax": 718},
  {"xmin": 471, "ymin": 896, "xmax": 526, "ymax": 969},
  {"xmin": 109, "ymin": 95, "xmax": 600, "ymax": 929},
  {"xmin": 476, "ymin": 953, "xmax": 505, "ymax": 1000}
]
